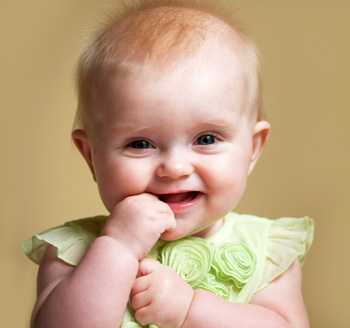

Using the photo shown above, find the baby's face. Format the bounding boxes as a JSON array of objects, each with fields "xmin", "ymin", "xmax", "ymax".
[{"xmin": 82, "ymin": 57, "xmax": 266, "ymax": 240}]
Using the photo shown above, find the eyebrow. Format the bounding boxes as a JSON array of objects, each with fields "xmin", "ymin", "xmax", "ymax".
[
  {"xmin": 195, "ymin": 119, "xmax": 236, "ymax": 130},
  {"xmin": 109, "ymin": 116, "xmax": 237, "ymax": 136},
  {"xmin": 108, "ymin": 124, "xmax": 155, "ymax": 138},
  {"xmin": 122, "ymin": 125, "xmax": 153, "ymax": 132},
  {"xmin": 202, "ymin": 121, "xmax": 232, "ymax": 128}
]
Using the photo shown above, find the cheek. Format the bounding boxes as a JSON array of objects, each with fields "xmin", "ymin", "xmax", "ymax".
[
  {"xmin": 94, "ymin": 158, "xmax": 153, "ymax": 211},
  {"xmin": 207, "ymin": 156, "xmax": 249, "ymax": 201},
  {"xmin": 210, "ymin": 175, "xmax": 247, "ymax": 216}
]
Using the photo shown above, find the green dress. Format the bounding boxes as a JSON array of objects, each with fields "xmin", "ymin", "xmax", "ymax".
[{"xmin": 22, "ymin": 212, "xmax": 314, "ymax": 328}]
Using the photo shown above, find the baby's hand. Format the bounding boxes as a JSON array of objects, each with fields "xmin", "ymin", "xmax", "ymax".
[
  {"xmin": 131, "ymin": 258, "xmax": 194, "ymax": 328},
  {"xmin": 102, "ymin": 193, "xmax": 176, "ymax": 260}
]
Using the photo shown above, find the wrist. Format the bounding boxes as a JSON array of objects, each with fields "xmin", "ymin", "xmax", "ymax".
[
  {"xmin": 101, "ymin": 223, "xmax": 145, "ymax": 260},
  {"xmin": 179, "ymin": 288, "xmax": 196, "ymax": 328},
  {"xmin": 96, "ymin": 235, "xmax": 140, "ymax": 264},
  {"xmin": 181, "ymin": 289, "xmax": 215, "ymax": 328}
]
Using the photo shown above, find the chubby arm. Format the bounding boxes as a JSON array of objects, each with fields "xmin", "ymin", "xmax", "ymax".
[
  {"xmin": 183, "ymin": 258, "xmax": 309, "ymax": 328},
  {"xmin": 31, "ymin": 194, "xmax": 176, "ymax": 328},
  {"xmin": 32, "ymin": 238, "xmax": 138, "ymax": 328},
  {"xmin": 132, "ymin": 258, "xmax": 309, "ymax": 328}
]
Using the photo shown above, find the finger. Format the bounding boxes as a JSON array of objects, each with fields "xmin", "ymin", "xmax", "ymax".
[
  {"xmin": 135, "ymin": 305, "xmax": 155, "ymax": 327},
  {"xmin": 131, "ymin": 290, "xmax": 152, "ymax": 311},
  {"xmin": 165, "ymin": 216, "xmax": 177, "ymax": 231},
  {"xmin": 157, "ymin": 209, "xmax": 177, "ymax": 232},
  {"xmin": 138, "ymin": 257, "xmax": 159, "ymax": 277},
  {"xmin": 130, "ymin": 275, "xmax": 151, "ymax": 299},
  {"xmin": 130, "ymin": 192, "xmax": 160, "ymax": 202}
]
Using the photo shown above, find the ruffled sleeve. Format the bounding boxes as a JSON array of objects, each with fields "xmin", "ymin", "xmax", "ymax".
[
  {"xmin": 258, "ymin": 216, "xmax": 314, "ymax": 291},
  {"xmin": 21, "ymin": 216, "xmax": 107, "ymax": 266}
]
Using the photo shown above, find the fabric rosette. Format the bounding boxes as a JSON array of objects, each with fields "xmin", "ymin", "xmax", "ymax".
[
  {"xmin": 161, "ymin": 237, "xmax": 212, "ymax": 288},
  {"xmin": 212, "ymin": 242, "xmax": 256, "ymax": 289},
  {"xmin": 197, "ymin": 273, "xmax": 231, "ymax": 300}
]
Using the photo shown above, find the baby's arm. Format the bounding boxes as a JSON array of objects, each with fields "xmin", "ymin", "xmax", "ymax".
[
  {"xmin": 31, "ymin": 194, "xmax": 176, "ymax": 328},
  {"xmin": 31, "ymin": 237, "xmax": 138, "ymax": 328},
  {"xmin": 183, "ymin": 259, "xmax": 308, "ymax": 328},
  {"xmin": 131, "ymin": 258, "xmax": 309, "ymax": 328}
]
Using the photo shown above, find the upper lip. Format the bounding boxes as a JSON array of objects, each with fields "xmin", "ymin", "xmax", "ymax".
[
  {"xmin": 156, "ymin": 190, "xmax": 197, "ymax": 195},
  {"xmin": 153, "ymin": 190, "xmax": 201, "ymax": 196}
]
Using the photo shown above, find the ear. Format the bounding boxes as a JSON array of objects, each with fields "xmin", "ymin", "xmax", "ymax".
[
  {"xmin": 248, "ymin": 121, "xmax": 271, "ymax": 175},
  {"xmin": 72, "ymin": 129, "xmax": 96, "ymax": 181}
]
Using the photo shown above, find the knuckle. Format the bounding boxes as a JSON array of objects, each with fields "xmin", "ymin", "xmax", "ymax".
[
  {"xmin": 135, "ymin": 308, "xmax": 151, "ymax": 326},
  {"xmin": 131, "ymin": 294, "xmax": 141, "ymax": 310}
]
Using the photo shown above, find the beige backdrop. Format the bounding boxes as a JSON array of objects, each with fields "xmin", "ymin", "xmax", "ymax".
[{"xmin": 1, "ymin": 0, "xmax": 349, "ymax": 327}]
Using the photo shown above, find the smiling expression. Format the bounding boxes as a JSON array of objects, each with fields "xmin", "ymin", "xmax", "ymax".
[{"xmin": 74, "ymin": 53, "xmax": 269, "ymax": 240}]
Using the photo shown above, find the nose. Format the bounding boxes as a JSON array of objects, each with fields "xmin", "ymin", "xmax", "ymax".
[{"xmin": 156, "ymin": 150, "xmax": 194, "ymax": 179}]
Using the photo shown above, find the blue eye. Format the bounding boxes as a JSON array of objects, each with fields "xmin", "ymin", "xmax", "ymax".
[
  {"xmin": 130, "ymin": 140, "xmax": 152, "ymax": 149},
  {"xmin": 196, "ymin": 135, "xmax": 217, "ymax": 145}
]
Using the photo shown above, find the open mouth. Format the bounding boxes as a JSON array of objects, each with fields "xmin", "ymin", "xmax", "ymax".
[
  {"xmin": 158, "ymin": 191, "xmax": 198, "ymax": 203},
  {"xmin": 157, "ymin": 191, "xmax": 202, "ymax": 210}
]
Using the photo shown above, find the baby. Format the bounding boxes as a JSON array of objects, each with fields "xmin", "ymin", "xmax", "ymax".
[{"xmin": 22, "ymin": 0, "xmax": 314, "ymax": 327}]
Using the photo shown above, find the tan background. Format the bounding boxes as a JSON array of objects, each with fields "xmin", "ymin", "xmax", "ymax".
[{"xmin": 1, "ymin": 0, "xmax": 349, "ymax": 327}]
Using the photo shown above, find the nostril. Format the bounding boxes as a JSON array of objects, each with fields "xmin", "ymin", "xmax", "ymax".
[{"xmin": 156, "ymin": 161, "xmax": 194, "ymax": 179}]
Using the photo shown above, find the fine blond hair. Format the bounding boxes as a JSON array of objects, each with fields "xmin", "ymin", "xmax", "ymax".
[{"xmin": 74, "ymin": 0, "xmax": 264, "ymax": 132}]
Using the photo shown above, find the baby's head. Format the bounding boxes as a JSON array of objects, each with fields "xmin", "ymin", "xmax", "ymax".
[
  {"xmin": 74, "ymin": 0, "xmax": 263, "ymax": 135},
  {"xmin": 72, "ymin": 0, "xmax": 270, "ymax": 239}
]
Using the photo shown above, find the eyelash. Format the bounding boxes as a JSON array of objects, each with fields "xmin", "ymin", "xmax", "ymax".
[
  {"xmin": 125, "ymin": 133, "xmax": 220, "ymax": 151},
  {"xmin": 128, "ymin": 140, "xmax": 153, "ymax": 149}
]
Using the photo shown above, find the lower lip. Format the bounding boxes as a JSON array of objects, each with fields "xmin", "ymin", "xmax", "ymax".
[{"xmin": 165, "ymin": 192, "xmax": 204, "ymax": 212}]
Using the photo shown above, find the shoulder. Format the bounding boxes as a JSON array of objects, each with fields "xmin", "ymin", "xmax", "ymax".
[
  {"xmin": 22, "ymin": 215, "xmax": 108, "ymax": 266},
  {"xmin": 212, "ymin": 213, "xmax": 314, "ymax": 301},
  {"xmin": 222, "ymin": 213, "xmax": 314, "ymax": 254}
]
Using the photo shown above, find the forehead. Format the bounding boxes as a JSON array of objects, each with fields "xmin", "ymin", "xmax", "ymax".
[
  {"xmin": 95, "ymin": 50, "xmax": 250, "ymax": 132},
  {"xmin": 85, "ymin": 28, "xmax": 254, "ymax": 140},
  {"xmin": 106, "ymin": 31, "xmax": 248, "ymax": 93}
]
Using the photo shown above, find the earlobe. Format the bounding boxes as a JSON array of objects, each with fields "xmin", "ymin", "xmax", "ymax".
[
  {"xmin": 248, "ymin": 121, "xmax": 271, "ymax": 175},
  {"xmin": 72, "ymin": 129, "xmax": 96, "ymax": 181}
]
